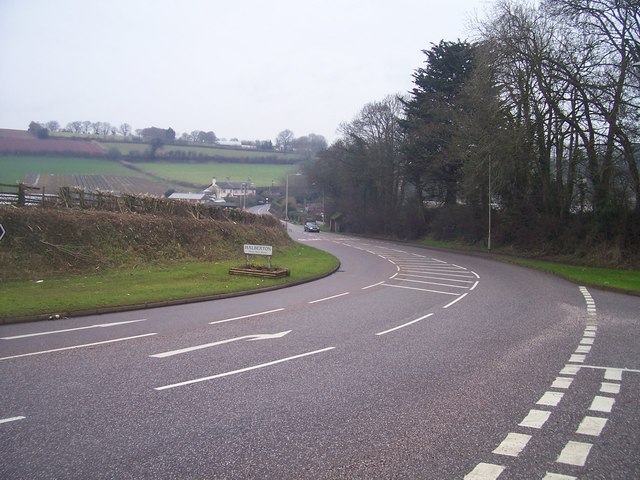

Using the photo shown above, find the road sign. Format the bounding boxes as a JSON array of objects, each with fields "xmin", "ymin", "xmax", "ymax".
[
  {"xmin": 243, "ymin": 244, "xmax": 272, "ymax": 256},
  {"xmin": 0, "ymin": 224, "xmax": 4, "ymax": 241}
]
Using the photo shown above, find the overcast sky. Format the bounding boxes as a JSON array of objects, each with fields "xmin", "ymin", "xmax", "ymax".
[{"xmin": 0, "ymin": 0, "xmax": 490, "ymax": 143}]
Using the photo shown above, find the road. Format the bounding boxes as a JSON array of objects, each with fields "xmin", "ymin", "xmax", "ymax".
[{"xmin": 1, "ymin": 225, "xmax": 639, "ymax": 479}]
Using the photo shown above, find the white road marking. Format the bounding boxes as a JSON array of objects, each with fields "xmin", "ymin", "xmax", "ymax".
[
  {"xmin": 543, "ymin": 473, "xmax": 576, "ymax": 480},
  {"xmin": 519, "ymin": 409, "xmax": 551, "ymax": 429},
  {"xmin": 537, "ymin": 391, "xmax": 564, "ymax": 407},
  {"xmin": 0, "ymin": 416, "xmax": 25, "ymax": 424},
  {"xmin": 600, "ymin": 382, "xmax": 620, "ymax": 394},
  {"xmin": 492, "ymin": 432, "xmax": 531, "ymax": 457},
  {"xmin": 154, "ymin": 347, "xmax": 335, "ymax": 391},
  {"xmin": 575, "ymin": 345, "xmax": 591, "ymax": 354},
  {"xmin": 380, "ymin": 283, "xmax": 460, "ymax": 295},
  {"xmin": 551, "ymin": 377, "xmax": 573, "ymax": 389},
  {"xmin": 560, "ymin": 364, "xmax": 581, "ymax": 375},
  {"xmin": 150, "ymin": 331, "xmax": 291, "ymax": 358},
  {"xmin": 0, "ymin": 319, "xmax": 147, "ymax": 340},
  {"xmin": 208, "ymin": 308, "xmax": 284, "ymax": 325},
  {"xmin": 569, "ymin": 354, "xmax": 586, "ymax": 363},
  {"xmin": 583, "ymin": 331, "xmax": 596, "ymax": 337},
  {"xmin": 589, "ymin": 395, "xmax": 615, "ymax": 413},
  {"xmin": 308, "ymin": 292, "xmax": 350, "ymax": 304},
  {"xmin": 396, "ymin": 273, "xmax": 475, "ymax": 283},
  {"xmin": 0, "ymin": 333, "xmax": 157, "ymax": 361},
  {"xmin": 396, "ymin": 278, "xmax": 470, "ymax": 289},
  {"xmin": 556, "ymin": 440, "xmax": 592, "ymax": 466},
  {"xmin": 464, "ymin": 462, "xmax": 505, "ymax": 480},
  {"xmin": 576, "ymin": 416, "xmax": 608, "ymax": 437},
  {"xmin": 604, "ymin": 368, "xmax": 623, "ymax": 380},
  {"xmin": 584, "ymin": 326, "xmax": 597, "ymax": 331},
  {"xmin": 375, "ymin": 313, "xmax": 433, "ymax": 336},
  {"xmin": 362, "ymin": 281, "xmax": 385, "ymax": 290},
  {"xmin": 443, "ymin": 293, "xmax": 468, "ymax": 308},
  {"xmin": 580, "ymin": 337, "xmax": 594, "ymax": 345}
]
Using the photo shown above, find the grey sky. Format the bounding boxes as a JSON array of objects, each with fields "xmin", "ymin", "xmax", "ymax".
[{"xmin": 0, "ymin": 0, "xmax": 489, "ymax": 143}]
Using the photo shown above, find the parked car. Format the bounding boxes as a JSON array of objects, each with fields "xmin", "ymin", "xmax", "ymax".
[{"xmin": 304, "ymin": 221, "xmax": 320, "ymax": 232}]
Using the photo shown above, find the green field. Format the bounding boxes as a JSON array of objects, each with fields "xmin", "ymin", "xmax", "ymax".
[
  {"xmin": 99, "ymin": 141, "xmax": 304, "ymax": 161},
  {"xmin": 0, "ymin": 155, "xmax": 298, "ymax": 188},
  {"xmin": 0, "ymin": 156, "xmax": 140, "ymax": 185},
  {"xmin": 135, "ymin": 161, "xmax": 297, "ymax": 187}
]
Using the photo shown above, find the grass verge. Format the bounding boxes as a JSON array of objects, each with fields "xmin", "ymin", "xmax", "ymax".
[
  {"xmin": 502, "ymin": 258, "xmax": 640, "ymax": 294},
  {"xmin": 0, "ymin": 244, "xmax": 339, "ymax": 321}
]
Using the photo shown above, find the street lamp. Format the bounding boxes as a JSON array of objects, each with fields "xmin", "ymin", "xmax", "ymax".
[{"xmin": 285, "ymin": 172, "xmax": 301, "ymax": 227}]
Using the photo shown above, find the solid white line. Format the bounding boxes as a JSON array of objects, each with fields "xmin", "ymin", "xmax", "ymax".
[
  {"xmin": 589, "ymin": 395, "xmax": 615, "ymax": 413},
  {"xmin": 308, "ymin": 292, "xmax": 350, "ymax": 304},
  {"xmin": 375, "ymin": 313, "xmax": 433, "ymax": 336},
  {"xmin": 576, "ymin": 416, "xmax": 608, "ymax": 437},
  {"xmin": 0, "ymin": 416, "xmax": 25, "ymax": 424},
  {"xmin": 208, "ymin": 308, "xmax": 284, "ymax": 325},
  {"xmin": 464, "ymin": 462, "xmax": 505, "ymax": 480},
  {"xmin": 537, "ymin": 391, "xmax": 564, "ymax": 407},
  {"xmin": 492, "ymin": 432, "xmax": 531, "ymax": 457},
  {"xmin": 396, "ymin": 278, "xmax": 469, "ymax": 289},
  {"xmin": 519, "ymin": 409, "xmax": 551, "ymax": 429},
  {"xmin": 556, "ymin": 440, "xmax": 592, "ymax": 466},
  {"xmin": 443, "ymin": 293, "xmax": 468, "ymax": 309},
  {"xmin": 470, "ymin": 281, "xmax": 479, "ymax": 291},
  {"xmin": 0, "ymin": 319, "xmax": 147, "ymax": 340},
  {"xmin": 154, "ymin": 346, "xmax": 335, "ymax": 391},
  {"xmin": 381, "ymin": 283, "xmax": 460, "ymax": 296},
  {"xmin": 362, "ymin": 281, "xmax": 385, "ymax": 290},
  {"xmin": 0, "ymin": 333, "xmax": 157, "ymax": 361},
  {"xmin": 551, "ymin": 377, "xmax": 573, "ymax": 389}
]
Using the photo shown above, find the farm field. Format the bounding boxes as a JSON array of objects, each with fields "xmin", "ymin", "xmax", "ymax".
[
  {"xmin": 0, "ymin": 156, "xmax": 142, "ymax": 185},
  {"xmin": 134, "ymin": 161, "xmax": 297, "ymax": 188},
  {"xmin": 99, "ymin": 141, "xmax": 304, "ymax": 162}
]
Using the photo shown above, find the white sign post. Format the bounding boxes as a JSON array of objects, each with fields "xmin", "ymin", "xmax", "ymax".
[
  {"xmin": 0, "ymin": 224, "xmax": 5, "ymax": 241},
  {"xmin": 243, "ymin": 244, "xmax": 273, "ymax": 269}
]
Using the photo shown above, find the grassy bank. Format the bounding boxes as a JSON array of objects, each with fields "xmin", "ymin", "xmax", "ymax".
[{"xmin": 0, "ymin": 243, "xmax": 339, "ymax": 320}]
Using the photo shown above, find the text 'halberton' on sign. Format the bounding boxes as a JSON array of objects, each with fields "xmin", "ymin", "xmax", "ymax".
[{"xmin": 244, "ymin": 244, "xmax": 273, "ymax": 256}]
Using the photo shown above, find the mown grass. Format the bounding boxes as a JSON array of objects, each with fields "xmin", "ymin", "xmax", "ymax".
[
  {"xmin": 503, "ymin": 258, "xmax": 640, "ymax": 294},
  {"xmin": 0, "ymin": 244, "xmax": 339, "ymax": 319}
]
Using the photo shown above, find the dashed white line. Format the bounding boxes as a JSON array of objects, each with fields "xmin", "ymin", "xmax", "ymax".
[
  {"xmin": 492, "ymin": 432, "xmax": 531, "ymax": 457},
  {"xmin": 576, "ymin": 416, "xmax": 608, "ymax": 437},
  {"xmin": 589, "ymin": 395, "xmax": 615, "ymax": 413},
  {"xmin": 0, "ymin": 416, "xmax": 25, "ymax": 424},
  {"xmin": 543, "ymin": 473, "xmax": 576, "ymax": 480},
  {"xmin": 375, "ymin": 313, "xmax": 434, "ymax": 336},
  {"xmin": 556, "ymin": 440, "xmax": 593, "ymax": 466},
  {"xmin": 518, "ymin": 409, "xmax": 551, "ymax": 429},
  {"xmin": 569, "ymin": 354, "xmax": 586, "ymax": 363},
  {"xmin": 551, "ymin": 377, "xmax": 574, "ymax": 389},
  {"xmin": 604, "ymin": 368, "xmax": 623, "ymax": 381},
  {"xmin": 0, "ymin": 319, "xmax": 148, "ymax": 340},
  {"xmin": 154, "ymin": 346, "xmax": 335, "ymax": 391},
  {"xmin": 575, "ymin": 345, "xmax": 591, "ymax": 354},
  {"xmin": 464, "ymin": 462, "xmax": 505, "ymax": 480},
  {"xmin": 600, "ymin": 382, "xmax": 620, "ymax": 394},
  {"xmin": 537, "ymin": 391, "xmax": 564, "ymax": 407},
  {"xmin": 308, "ymin": 292, "xmax": 350, "ymax": 304},
  {"xmin": 208, "ymin": 308, "xmax": 285, "ymax": 325},
  {"xmin": 0, "ymin": 333, "xmax": 157, "ymax": 361}
]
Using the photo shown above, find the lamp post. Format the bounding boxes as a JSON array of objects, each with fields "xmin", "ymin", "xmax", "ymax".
[{"xmin": 285, "ymin": 173, "xmax": 301, "ymax": 228}]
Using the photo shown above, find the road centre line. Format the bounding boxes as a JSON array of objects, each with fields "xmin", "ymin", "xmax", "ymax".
[
  {"xmin": 154, "ymin": 346, "xmax": 336, "ymax": 391},
  {"xmin": 0, "ymin": 319, "xmax": 147, "ymax": 340},
  {"xmin": 208, "ymin": 308, "xmax": 285, "ymax": 325},
  {"xmin": 308, "ymin": 292, "xmax": 350, "ymax": 304},
  {"xmin": 0, "ymin": 416, "xmax": 25, "ymax": 424},
  {"xmin": 375, "ymin": 313, "xmax": 434, "ymax": 336},
  {"xmin": 0, "ymin": 333, "xmax": 157, "ymax": 361}
]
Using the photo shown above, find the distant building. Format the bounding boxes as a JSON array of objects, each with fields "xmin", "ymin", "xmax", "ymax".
[{"xmin": 168, "ymin": 177, "xmax": 255, "ymax": 207}]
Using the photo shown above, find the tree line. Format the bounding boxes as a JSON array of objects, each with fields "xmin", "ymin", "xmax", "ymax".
[{"xmin": 307, "ymin": 0, "xmax": 639, "ymax": 261}]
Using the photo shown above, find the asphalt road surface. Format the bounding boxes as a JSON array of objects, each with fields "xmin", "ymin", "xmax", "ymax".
[{"xmin": 1, "ymin": 225, "xmax": 639, "ymax": 479}]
